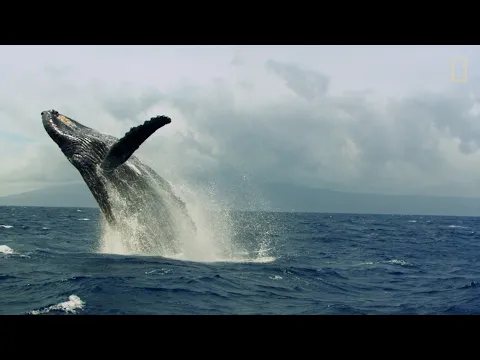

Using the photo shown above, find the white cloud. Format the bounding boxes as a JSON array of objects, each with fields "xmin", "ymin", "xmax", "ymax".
[{"xmin": 1, "ymin": 45, "xmax": 480, "ymax": 198}]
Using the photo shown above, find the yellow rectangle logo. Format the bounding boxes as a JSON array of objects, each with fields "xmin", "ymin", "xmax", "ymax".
[{"xmin": 451, "ymin": 58, "xmax": 468, "ymax": 82}]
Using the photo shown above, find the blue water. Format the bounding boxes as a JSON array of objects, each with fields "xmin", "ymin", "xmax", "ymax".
[{"xmin": 1, "ymin": 205, "xmax": 479, "ymax": 315}]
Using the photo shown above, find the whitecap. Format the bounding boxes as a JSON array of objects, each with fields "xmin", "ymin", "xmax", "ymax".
[
  {"xmin": 358, "ymin": 261, "xmax": 374, "ymax": 265},
  {"xmin": 0, "ymin": 245, "xmax": 14, "ymax": 254},
  {"xmin": 30, "ymin": 295, "xmax": 85, "ymax": 315},
  {"xmin": 388, "ymin": 259, "xmax": 410, "ymax": 266},
  {"xmin": 447, "ymin": 225, "xmax": 468, "ymax": 229},
  {"xmin": 269, "ymin": 275, "xmax": 283, "ymax": 280}
]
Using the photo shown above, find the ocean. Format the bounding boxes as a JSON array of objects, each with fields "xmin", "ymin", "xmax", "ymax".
[{"xmin": 1, "ymin": 205, "xmax": 479, "ymax": 315}]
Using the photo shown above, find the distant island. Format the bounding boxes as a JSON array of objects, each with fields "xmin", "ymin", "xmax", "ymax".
[
  {"xmin": 1, "ymin": 181, "xmax": 480, "ymax": 216},
  {"xmin": 0, "ymin": 183, "xmax": 97, "ymax": 208}
]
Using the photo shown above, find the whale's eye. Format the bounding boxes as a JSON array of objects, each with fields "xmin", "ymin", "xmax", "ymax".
[{"xmin": 58, "ymin": 115, "xmax": 73, "ymax": 127}]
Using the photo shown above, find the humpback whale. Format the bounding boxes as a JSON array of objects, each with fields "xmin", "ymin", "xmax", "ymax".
[{"xmin": 41, "ymin": 109, "xmax": 196, "ymax": 255}]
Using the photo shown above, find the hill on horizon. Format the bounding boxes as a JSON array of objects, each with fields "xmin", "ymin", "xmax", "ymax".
[
  {"xmin": 0, "ymin": 183, "xmax": 97, "ymax": 208},
  {"xmin": 1, "ymin": 182, "xmax": 480, "ymax": 216}
]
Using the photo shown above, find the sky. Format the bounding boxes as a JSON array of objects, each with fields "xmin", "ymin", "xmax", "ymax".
[{"xmin": 1, "ymin": 45, "xmax": 480, "ymax": 198}]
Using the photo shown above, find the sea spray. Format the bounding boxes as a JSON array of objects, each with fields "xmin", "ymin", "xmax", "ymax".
[{"xmin": 98, "ymin": 171, "xmax": 278, "ymax": 263}]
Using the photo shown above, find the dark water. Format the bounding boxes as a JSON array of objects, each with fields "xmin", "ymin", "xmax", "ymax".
[{"xmin": 1, "ymin": 205, "xmax": 479, "ymax": 315}]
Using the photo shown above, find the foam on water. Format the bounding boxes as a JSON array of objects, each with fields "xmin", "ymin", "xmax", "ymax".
[
  {"xmin": 97, "ymin": 171, "xmax": 277, "ymax": 263},
  {"xmin": 388, "ymin": 259, "xmax": 410, "ymax": 266},
  {"xmin": 269, "ymin": 275, "xmax": 283, "ymax": 280},
  {"xmin": 448, "ymin": 225, "xmax": 468, "ymax": 229},
  {"xmin": 30, "ymin": 295, "xmax": 85, "ymax": 315},
  {"xmin": 1, "ymin": 225, "xmax": 13, "ymax": 229},
  {"xmin": 0, "ymin": 245, "xmax": 14, "ymax": 254}
]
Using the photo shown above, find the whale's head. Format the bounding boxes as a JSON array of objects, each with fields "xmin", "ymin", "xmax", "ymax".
[{"xmin": 41, "ymin": 109, "xmax": 108, "ymax": 168}]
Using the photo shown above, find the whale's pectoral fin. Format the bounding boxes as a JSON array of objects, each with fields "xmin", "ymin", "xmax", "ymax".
[{"xmin": 101, "ymin": 115, "xmax": 171, "ymax": 172}]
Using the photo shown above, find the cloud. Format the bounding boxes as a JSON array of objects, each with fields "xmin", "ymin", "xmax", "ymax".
[
  {"xmin": 1, "ymin": 45, "xmax": 480, "ymax": 199},
  {"xmin": 265, "ymin": 59, "xmax": 330, "ymax": 100}
]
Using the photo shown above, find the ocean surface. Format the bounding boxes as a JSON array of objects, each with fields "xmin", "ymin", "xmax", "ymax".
[{"xmin": 1, "ymin": 205, "xmax": 480, "ymax": 315}]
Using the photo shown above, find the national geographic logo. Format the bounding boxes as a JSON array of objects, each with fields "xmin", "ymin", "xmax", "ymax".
[{"xmin": 451, "ymin": 58, "xmax": 468, "ymax": 82}]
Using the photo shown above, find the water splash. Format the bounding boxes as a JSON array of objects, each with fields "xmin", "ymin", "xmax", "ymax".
[{"xmin": 97, "ymin": 170, "xmax": 278, "ymax": 263}]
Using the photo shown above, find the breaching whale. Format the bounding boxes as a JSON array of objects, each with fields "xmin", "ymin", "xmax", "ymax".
[{"xmin": 41, "ymin": 109, "xmax": 196, "ymax": 255}]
